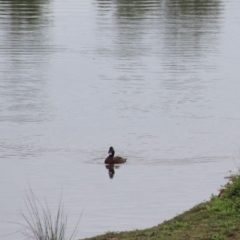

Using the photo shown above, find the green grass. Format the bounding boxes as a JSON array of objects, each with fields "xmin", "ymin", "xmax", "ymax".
[{"xmin": 82, "ymin": 174, "xmax": 240, "ymax": 240}]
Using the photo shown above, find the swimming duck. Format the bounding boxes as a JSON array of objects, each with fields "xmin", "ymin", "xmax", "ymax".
[{"xmin": 104, "ymin": 146, "xmax": 127, "ymax": 164}]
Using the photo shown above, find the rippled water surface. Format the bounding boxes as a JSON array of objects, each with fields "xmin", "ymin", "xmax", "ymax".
[{"xmin": 0, "ymin": 0, "xmax": 240, "ymax": 239}]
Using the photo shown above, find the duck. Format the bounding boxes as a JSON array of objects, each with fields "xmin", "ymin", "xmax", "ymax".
[{"xmin": 104, "ymin": 146, "xmax": 127, "ymax": 164}]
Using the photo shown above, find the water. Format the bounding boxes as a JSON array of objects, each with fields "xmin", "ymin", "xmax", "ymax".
[{"xmin": 0, "ymin": 0, "xmax": 240, "ymax": 239}]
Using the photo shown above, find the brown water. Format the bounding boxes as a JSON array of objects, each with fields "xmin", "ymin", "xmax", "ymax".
[{"xmin": 0, "ymin": 0, "xmax": 240, "ymax": 239}]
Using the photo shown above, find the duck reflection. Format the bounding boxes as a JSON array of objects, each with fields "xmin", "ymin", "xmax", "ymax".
[
  {"xmin": 105, "ymin": 164, "xmax": 121, "ymax": 179},
  {"xmin": 105, "ymin": 164, "xmax": 115, "ymax": 179}
]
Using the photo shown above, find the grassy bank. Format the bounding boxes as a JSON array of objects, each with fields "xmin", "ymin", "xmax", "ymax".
[{"xmin": 83, "ymin": 174, "xmax": 240, "ymax": 240}]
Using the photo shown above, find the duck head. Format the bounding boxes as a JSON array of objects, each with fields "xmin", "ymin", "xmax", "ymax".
[{"xmin": 108, "ymin": 146, "xmax": 115, "ymax": 157}]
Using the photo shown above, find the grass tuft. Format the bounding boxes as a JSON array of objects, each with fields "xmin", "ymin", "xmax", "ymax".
[{"xmin": 20, "ymin": 189, "xmax": 80, "ymax": 240}]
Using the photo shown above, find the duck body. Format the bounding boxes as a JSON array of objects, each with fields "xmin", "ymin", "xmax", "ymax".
[{"xmin": 105, "ymin": 146, "xmax": 127, "ymax": 164}]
